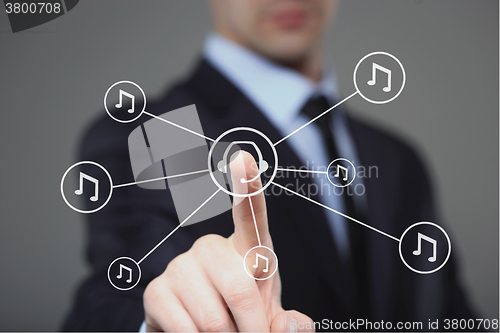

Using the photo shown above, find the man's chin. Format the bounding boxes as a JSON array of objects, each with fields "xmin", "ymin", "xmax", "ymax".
[{"xmin": 253, "ymin": 41, "xmax": 316, "ymax": 66}]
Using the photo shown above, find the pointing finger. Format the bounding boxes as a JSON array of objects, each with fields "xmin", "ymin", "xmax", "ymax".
[{"xmin": 229, "ymin": 150, "xmax": 272, "ymax": 256}]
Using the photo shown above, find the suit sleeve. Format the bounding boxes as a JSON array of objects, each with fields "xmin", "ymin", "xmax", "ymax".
[{"xmin": 61, "ymin": 116, "xmax": 193, "ymax": 331}]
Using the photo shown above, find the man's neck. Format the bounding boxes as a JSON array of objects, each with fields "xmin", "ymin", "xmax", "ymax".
[
  {"xmin": 278, "ymin": 49, "xmax": 323, "ymax": 83},
  {"xmin": 217, "ymin": 31, "xmax": 323, "ymax": 83}
]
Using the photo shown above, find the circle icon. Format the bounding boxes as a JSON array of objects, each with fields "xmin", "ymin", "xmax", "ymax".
[
  {"xmin": 107, "ymin": 257, "xmax": 141, "ymax": 291},
  {"xmin": 61, "ymin": 161, "xmax": 113, "ymax": 214},
  {"xmin": 353, "ymin": 51, "xmax": 406, "ymax": 104},
  {"xmin": 243, "ymin": 246, "xmax": 278, "ymax": 281},
  {"xmin": 399, "ymin": 221, "xmax": 451, "ymax": 274},
  {"xmin": 104, "ymin": 80, "xmax": 146, "ymax": 123},
  {"xmin": 208, "ymin": 127, "xmax": 278, "ymax": 197},
  {"xmin": 326, "ymin": 158, "xmax": 356, "ymax": 187}
]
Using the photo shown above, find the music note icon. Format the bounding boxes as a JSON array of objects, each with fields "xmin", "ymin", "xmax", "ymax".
[
  {"xmin": 252, "ymin": 253, "xmax": 269, "ymax": 273},
  {"xmin": 74, "ymin": 172, "xmax": 99, "ymax": 202},
  {"xmin": 115, "ymin": 89, "xmax": 135, "ymax": 114},
  {"xmin": 367, "ymin": 62, "xmax": 392, "ymax": 92},
  {"xmin": 116, "ymin": 264, "xmax": 133, "ymax": 283},
  {"xmin": 413, "ymin": 232, "xmax": 437, "ymax": 262},
  {"xmin": 334, "ymin": 165, "xmax": 348, "ymax": 181}
]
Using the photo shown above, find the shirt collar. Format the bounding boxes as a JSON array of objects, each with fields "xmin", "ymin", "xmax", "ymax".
[{"xmin": 203, "ymin": 33, "xmax": 342, "ymax": 132}]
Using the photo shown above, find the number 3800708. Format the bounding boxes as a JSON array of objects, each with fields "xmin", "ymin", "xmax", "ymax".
[
  {"xmin": 443, "ymin": 319, "xmax": 498, "ymax": 330},
  {"xmin": 5, "ymin": 2, "xmax": 61, "ymax": 14}
]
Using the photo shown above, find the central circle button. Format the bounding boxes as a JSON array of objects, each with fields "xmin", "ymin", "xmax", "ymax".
[{"xmin": 208, "ymin": 127, "xmax": 278, "ymax": 197}]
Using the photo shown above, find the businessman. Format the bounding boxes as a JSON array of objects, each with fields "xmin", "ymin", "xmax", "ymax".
[{"xmin": 63, "ymin": 0, "xmax": 475, "ymax": 331}]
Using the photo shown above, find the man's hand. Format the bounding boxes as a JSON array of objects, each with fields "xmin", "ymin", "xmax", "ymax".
[{"xmin": 143, "ymin": 151, "xmax": 313, "ymax": 332}]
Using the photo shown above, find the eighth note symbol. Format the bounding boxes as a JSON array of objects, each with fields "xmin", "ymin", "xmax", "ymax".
[
  {"xmin": 367, "ymin": 62, "xmax": 392, "ymax": 92},
  {"xmin": 116, "ymin": 264, "xmax": 133, "ymax": 283},
  {"xmin": 115, "ymin": 89, "xmax": 135, "ymax": 114},
  {"xmin": 413, "ymin": 232, "xmax": 437, "ymax": 262},
  {"xmin": 252, "ymin": 253, "xmax": 269, "ymax": 273},
  {"xmin": 74, "ymin": 172, "xmax": 99, "ymax": 202},
  {"xmin": 334, "ymin": 165, "xmax": 348, "ymax": 181}
]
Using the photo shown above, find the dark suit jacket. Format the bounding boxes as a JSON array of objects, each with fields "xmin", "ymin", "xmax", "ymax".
[{"xmin": 62, "ymin": 59, "xmax": 475, "ymax": 331}]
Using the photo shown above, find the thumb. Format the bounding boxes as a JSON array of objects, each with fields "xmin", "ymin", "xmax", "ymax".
[
  {"xmin": 271, "ymin": 310, "xmax": 315, "ymax": 332},
  {"xmin": 229, "ymin": 150, "xmax": 272, "ymax": 256}
]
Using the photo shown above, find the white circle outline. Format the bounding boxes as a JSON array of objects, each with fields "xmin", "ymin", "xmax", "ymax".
[
  {"xmin": 353, "ymin": 51, "xmax": 406, "ymax": 105},
  {"xmin": 60, "ymin": 161, "xmax": 113, "ymax": 214},
  {"xmin": 207, "ymin": 127, "xmax": 278, "ymax": 197},
  {"xmin": 104, "ymin": 80, "xmax": 146, "ymax": 123},
  {"xmin": 243, "ymin": 246, "xmax": 279, "ymax": 281},
  {"xmin": 326, "ymin": 158, "xmax": 356, "ymax": 188},
  {"xmin": 398, "ymin": 221, "xmax": 451, "ymax": 275},
  {"xmin": 107, "ymin": 256, "xmax": 142, "ymax": 291}
]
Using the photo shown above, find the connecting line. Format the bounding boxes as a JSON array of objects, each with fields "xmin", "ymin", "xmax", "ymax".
[
  {"xmin": 137, "ymin": 188, "xmax": 222, "ymax": 265},
  {"xmin": 248, "ymin": 196, "xmax": 262, "ymax": 246},
  {"xmin": 143, "ymin": 111, "xmax": 215, "ymax": 142},
  {"xmin": 271, "ymin": 182, "xmax": 400, "ymax": 242},
  {"xmin": 113, "ymin": 169, "xmax": 209, "ymax": 189},
  {"xmin": 273, "ymin": 91, "xmax": 359, "ymax": 147},
  {"xmin": 275, "ymin": 168, "xmax": 327, "ymax": 175}
]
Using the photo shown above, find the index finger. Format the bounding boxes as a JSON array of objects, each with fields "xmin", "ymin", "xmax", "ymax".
[{"xmin": 229, "ymin": 150, "xmax": 272, "ymax": 256}]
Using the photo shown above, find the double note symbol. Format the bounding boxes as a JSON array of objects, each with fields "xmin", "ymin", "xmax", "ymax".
[
  {"xmin": 252, "ymin": 253, "xmax": 269, "ymax": 273},
  {"xmin": 75, "ymin": 172, "xmax": 99, "ymax": 202},
  {"xmin": 115, "ymin": 89, "xmax": 135, "ymax": 114},
  {"xmin": 334, "ymin": 165, "xmax": 348, "ymax": 181},
  {"xmin": 413, "ymin": 232, "xmax": 437, "ymax": 262},
  {"xmin": 367, "ymin": 62, "xmax": 392, "ymax": 92},
  {"xmin": 116, "ymin": 264, "xmax": 133, "ymax": 283}
]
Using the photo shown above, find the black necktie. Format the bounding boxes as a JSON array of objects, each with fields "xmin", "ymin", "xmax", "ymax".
[
  {"xmin": 300, "ymin": 95, "xmax": 368, "ymax": 316},
  {"xmin": 300, "ymin": 96, "xmax": 357, "ymax": 217}
]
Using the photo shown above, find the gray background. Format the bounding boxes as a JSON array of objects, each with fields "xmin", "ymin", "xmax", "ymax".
[{"xmin": 0, "ymin": 0, "xmax": 497, "ymax": 331}]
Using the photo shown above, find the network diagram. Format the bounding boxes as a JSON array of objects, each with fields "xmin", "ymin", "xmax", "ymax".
[{"xmin": 60, "ymin": 51, "xmax": 451, "ymax": 291}]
